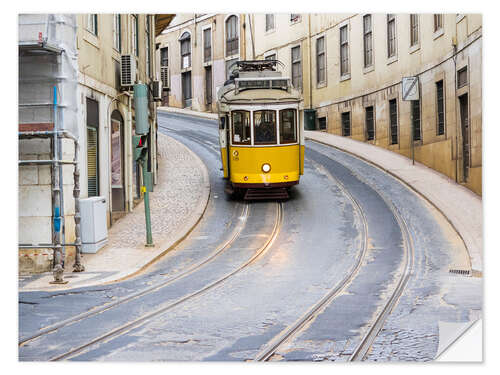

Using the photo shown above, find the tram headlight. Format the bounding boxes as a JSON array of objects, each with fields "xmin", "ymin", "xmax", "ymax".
[{"xmin": 262, "ymin": 163, "xmax": 271, "ymax": 173}]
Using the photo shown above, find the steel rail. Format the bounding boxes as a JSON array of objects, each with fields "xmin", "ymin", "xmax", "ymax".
[
  {"xmin": 19, "ymin": 203, "xmax": 249, "ymax": 346},
  {"xmin": 49, "ymin": 202, "xmax": 283, "ymax": 361},
  {"xmin": 20, "ymin": 125, "xmax": 242, "ymax": 347},
  {"xmin": 348, "ymin": 187, "xmax": 414, "ymax": 361},
  {"xmin": 308, "ymin": 142, "xmax": 415, "ymax": 362},
  {"xmin": 254, "ymin": 157, "xmax": 369, "ymax": 361}
]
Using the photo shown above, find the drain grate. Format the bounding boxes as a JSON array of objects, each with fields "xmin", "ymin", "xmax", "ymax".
[{"xmin": 449, "ymin": 268, "xmax": 471, "ymax": 276}]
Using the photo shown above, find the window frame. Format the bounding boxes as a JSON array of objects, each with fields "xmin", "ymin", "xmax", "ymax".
[
  {"xmin": 225, "ymin": 14, "xmax": 240, "ymax": 58},
  {"xmin": 87, "ymin": 14, "xmax": 98, "ymax": 36},
  {"xmin": 231, "ymin": 110, "xmax": 251, "ymax": 145},
  {"xmin": 291, "ymin": 45, "xmax": 302, "ymax": 91},
  {"xmin": 387, "ymin": 14, "xmax": 397, "ymax": 60},
  {"xmin": 340, "ymin": 24, "xmax": 350, "ymax": 78},
  {"xmin": 279, "ymin": 108, "xmax": 298, "ymax": 144},
  {"xmin": 179, "ymin": 31, "xmax": 192, "ymax": 70},
  {"xmin": 316, "ymin": 36, "xmax": 326, "ymax": 86},
  {"xmin": 203, "ymin": 26, "xmax": 212, "ymax": 63},
  {"xmin": 265, "ymin": 14, "xmax": 275, "ymax": 32},
  {"xmin": 113, "ymin": 14, "xmax": 121, "ymax": 52},
  {"xmin": 410, "ymin": 14, "xmax": 419, "ymax": 48},
  {"xmin": 290, "ymin": 14, "xmax": 301, "ymax": 24},
  {"xmin": 253, "ymin": 110, "xmax": 278, "ymax": 145},
  {"xmin": 363, "ymin": 14, "xmax": 373, "ymax": 68}
]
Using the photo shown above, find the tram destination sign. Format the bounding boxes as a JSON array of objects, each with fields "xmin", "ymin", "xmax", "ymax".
[{"xmin": 402, "ymin": 76, "xmax": 419, "ymax": 101}]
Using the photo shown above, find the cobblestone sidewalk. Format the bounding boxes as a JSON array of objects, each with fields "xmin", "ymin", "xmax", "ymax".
[{"xmin": 19, "ymin": 133, "xmax": 210, "ymax": 291}]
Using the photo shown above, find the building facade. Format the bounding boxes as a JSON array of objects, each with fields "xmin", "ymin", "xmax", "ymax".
[
  {"xmin": 157, "ymin": 13, "xmax": 482, "ymax": 196},
  {"xmin": 19, "ymin": 14, "xmax": 167, "ymax": 273}
]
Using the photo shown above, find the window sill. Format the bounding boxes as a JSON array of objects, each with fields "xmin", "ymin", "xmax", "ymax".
[
  {"xmin": 203, "ymin": 61, "xmax": 212, "ymax": 67},
  {"xmin": 290, "ymin": 19, "xmax": 302, "ymax": 26},
  {"xmin": 225, "ymin": 54, "xmax": 240, "ymax": 61},
  {"xmin": 409, "ymin": 44, "xmax": 420, "ymax": 54},
  {"xmin": 265, "ymin": 28, "xmax": 276, "ymax": 35},
  {"xmin": 456, "ymin": 14, "xmax": 465, "ymax": 23},
  {"xmin": 83, "ymin": 31, "xmax": 100, "ymax": 49},
  {"xmin": 433, "ymin": 28, "xmax": 444, "ymax": 40},
  {"xmin": 181, "ymin": 67, "xmax": 192, "ymax": 73},
  {"xmin": 316, "ymin": 81, "xmax": 327, "ymax": 89},
  {"xmin": 340, "ymin": 73, "xmax": 351, "ymax": 82},
  {"xmin": 387, "ymin": 55, "xmax": 398, "ymax": 65},
  {"xmin": 363, "ymin": 65, "xmax": 374, "ymax": 74}
]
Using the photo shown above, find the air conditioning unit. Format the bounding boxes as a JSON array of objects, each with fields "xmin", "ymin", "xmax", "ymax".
[
  {"xmin": 120, "ymin": 54, "xmax": 137, "ymax": 87},
  {"xmin": 160, "ymin": 66, "xmax": 169, "ymax": 89},
  {"xmin": 152, "ymin": 80, "xmax": 162, "ymax": 101}
]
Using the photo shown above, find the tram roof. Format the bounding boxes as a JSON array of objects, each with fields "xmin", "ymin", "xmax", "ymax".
[{"xmin": 219, "ymin": 87, "xmax": 302, "ymax": 104}]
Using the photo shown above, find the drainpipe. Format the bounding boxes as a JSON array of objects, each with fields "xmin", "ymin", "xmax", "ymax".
[
  {"xmin": 51, "ymin": 85, "xmax": 65, "ymax": 284},
  {"xmin": 308, "ymin": 14, "xmax": 313, "ymax": 110},
  {"xmin": 453, "ymin": 21, "xmax": 459, "ymax": 183}
]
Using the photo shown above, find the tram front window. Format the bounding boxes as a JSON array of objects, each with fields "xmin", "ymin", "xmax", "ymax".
[
  {"xmin": 232, "ymin": 111, "xmax": 251, "ymax": 145},
  {"xmin": 254, "ymin": 110, "xmax": 277, "ymax": 145},
  {"xmin": 280, "ymin": 109, "xmax": 297, "ymax": 144}
]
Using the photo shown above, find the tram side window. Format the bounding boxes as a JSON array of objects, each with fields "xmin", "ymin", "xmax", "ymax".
[
  {"xmin": 279, "ymin": 109, "xmax": 297, "ymax": 144},
  {"xmin": 232, "ymin": 111, "xmax": 251, "ymax": 144},
  {"xmin": 254, "ymin": 110, "xmax": 277, "ymax": 145}
]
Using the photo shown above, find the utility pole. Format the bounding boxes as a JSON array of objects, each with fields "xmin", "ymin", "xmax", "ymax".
[{"xmin": 133, "ymin": 83, "xmax": 154, "ymax": 247}]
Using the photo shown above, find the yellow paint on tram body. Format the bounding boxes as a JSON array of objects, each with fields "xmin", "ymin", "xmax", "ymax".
[{"xmin": 228, "ymin": 144, "xmax": 302, "ymax": 184}]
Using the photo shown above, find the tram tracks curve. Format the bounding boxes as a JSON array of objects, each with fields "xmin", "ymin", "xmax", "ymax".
[
  {"xmin": 253, "ymin": 147, "xmax": 415, "ymax": 362},
  {"xmin": 19, "ymin": 122, "xmax": 242, "ymax": 348},
  {"xmin": 48, "ymin": 201, "xmax": 283, "ymax": 361}
]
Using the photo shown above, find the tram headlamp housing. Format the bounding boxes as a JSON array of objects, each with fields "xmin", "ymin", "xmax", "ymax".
[{"xmin": 262, "ymin": 163, "xmax": 271, "ymax": 173}]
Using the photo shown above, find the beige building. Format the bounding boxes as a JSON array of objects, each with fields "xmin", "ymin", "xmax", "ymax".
[
  {"xmin": 157, "ymin": 13, "xmax": 482, "ymax": 196},
  {"xmin": 19, "ymin": 14, "xmax": 173, "ymax": 273}
]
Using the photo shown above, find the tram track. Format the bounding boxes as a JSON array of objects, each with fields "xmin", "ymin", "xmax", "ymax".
[
  {"xmin": 19, "ymin": 127, "xmax": 242, "ymax": 348},
  {"xmin": 19, "ymin": 203, "xmax": 250, "ymax": 347},
  {"xmin": 254, "ymin": 147, "xmax": 415, "ymax": 362},
  {"xmin": 48, "ymin": 202, "xmax": 283, "ymax": 361},
  {"xmin": 253, "ymin": 158, "xmax": 369, "ymax": 361}
]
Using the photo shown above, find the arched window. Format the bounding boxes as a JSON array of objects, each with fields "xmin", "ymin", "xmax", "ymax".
[
  {"xmin": 225, "ymin": 15, "xmax": 239, "ymax": 57},
  {"xmin": 180, "ymin": 31, "xmax": 191, "ymax": 69}
]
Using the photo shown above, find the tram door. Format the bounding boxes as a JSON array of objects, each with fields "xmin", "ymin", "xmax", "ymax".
[
  {"xmin": 219, "ymin": 115, "xmax": 230, "ymax": 178},
  {"xmin": 459, "ymin": 94, "xmax": 470, "ymax": 181}
]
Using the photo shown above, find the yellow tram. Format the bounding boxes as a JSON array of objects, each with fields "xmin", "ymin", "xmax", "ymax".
[{"xmin": 217, "ymin": 60, "xmax": 304, "ymax": 200}]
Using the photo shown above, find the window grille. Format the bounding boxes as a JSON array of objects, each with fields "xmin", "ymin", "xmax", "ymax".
[
  {"xmin": 342, "ymin": 112, "xmax": 351, "ymax": 137},
  {"xmin": 436, "ymin": 80, "xmax": 445, "ymax": 135},
  {"xmin": 412, "ymin": 100, "xmax": 421, "ymax": 141},
  {"xmin": 389, "ymin": 98, "xmax": 398, "ymax": 144},
  {"xmin": 365, "ymin": 106, "xmax": 375, "ymax": 140}
]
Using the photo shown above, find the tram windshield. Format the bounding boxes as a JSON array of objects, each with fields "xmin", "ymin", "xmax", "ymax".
[
  {"xmin": 254, "ymin": 110, "xmax": 277, "ymax": 145},
  {"xmin": 232, "ymin": 111, "xmax": 251, "ymax": 145},
  {"xmin": 279, "ymin": 109, "xmax": 297, "ymax": 144}
]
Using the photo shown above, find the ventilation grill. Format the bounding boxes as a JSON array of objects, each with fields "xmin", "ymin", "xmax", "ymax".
[
  {"xmin": 120, "ymin": 55, "xmax": 136, "ymax": 87},
  {"xmin": 449, "ymin": 268, "xmax": 471, "ymax": 276},
  {"xmin": 160, "ymin": 66, "xmax": 169, "ymax": 89}
]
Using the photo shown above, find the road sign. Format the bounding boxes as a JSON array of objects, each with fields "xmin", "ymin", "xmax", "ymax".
[{"xmin": 402, "ymin": 76, "xmax": 419, "ymax": 101}]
